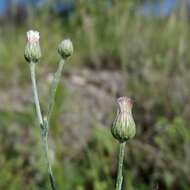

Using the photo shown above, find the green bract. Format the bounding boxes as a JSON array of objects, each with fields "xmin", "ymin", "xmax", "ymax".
[
  {"xmin": 58, "ymin": 39, "xmax": 73, "ymax": 59},
  {"xmin": 24, "ymin": 43, "xmax": 41, "ymax": 63},
  {"xmin": 111, "ymin": 97, "xmax": 136, "ymax": 142}
]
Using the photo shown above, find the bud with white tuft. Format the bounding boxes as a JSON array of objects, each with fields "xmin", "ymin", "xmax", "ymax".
[
  {"xmin": 24, "ymin": 30, "xmax": 41, "ymax": 63},
  {"xmin": 58, "ymin": 39, "xmax": 73, "ymax": 59},
  {"xmin": 111, "ymin": 97, "xmax": 136, "ymax": 142}
]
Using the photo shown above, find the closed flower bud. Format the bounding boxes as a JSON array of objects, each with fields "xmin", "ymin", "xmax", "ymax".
[
  {"xmin": 24, "ymin": 30, "xmax": 41, "ymax": 63},
  {"xmin": 58, "ymin": 39, "xmax": 73, "ymax": 59},
  {"xmin": 111, "ymin": 97, "xmax": 136, "ymax": 142}
]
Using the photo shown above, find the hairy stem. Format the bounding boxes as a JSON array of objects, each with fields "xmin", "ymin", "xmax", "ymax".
[
  {"xmin": 42, "ymin": 118, "xmax": 57, "ymax": 190},
  {"xmin": 116, "ymin": 142, "xmax": 126, "ymax": 190},
  {"xmin": 30, "ymin": 62, "xmax": 43, "ymax": 125},
  {"xmin": 30, "ymin": 62, "xmax": 57, "ymax": 190},
  {"xmin": 47, "ymin": 59, "xmax": 65, "ymax": 122}
]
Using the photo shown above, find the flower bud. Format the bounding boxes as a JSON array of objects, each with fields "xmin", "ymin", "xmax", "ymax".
[
  {"xmin": 111, "ymin": 97, "xmax": 136, "ymax": 142},
  {"xmin": 58, "ymin": 39, "xmax": 73, "ymax": 59},
  {"xmin": 24, "ymin": 30, "xmax": 41, "ymax": 63}
]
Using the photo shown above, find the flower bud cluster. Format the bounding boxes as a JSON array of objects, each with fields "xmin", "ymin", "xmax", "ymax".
[{"xmin": 24, "ymin": 30, "xmax": 74, "ymax": 63}]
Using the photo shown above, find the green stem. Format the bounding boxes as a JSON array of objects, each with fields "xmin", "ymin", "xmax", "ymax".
[
  {"xmin": 30, "ymin": 63, "xmax": 43, "ymax": 125},
  {"xmin": 116, "ymin": 142, "xmax": 126, "ymax": 190},
  {"xmin": 45, "ymin": 58, "xmax": 65, "ymax": 188},
  {"xmin": 30, "ymin": 62, "xmax": 57, "ymax": 190},
  {"xmin": 42, "ymin": 118, "xmax": 57, "ymax": 190},
  {"xmin": 47, "ymin": 59, "xmax": 65, "ymax": 122}
]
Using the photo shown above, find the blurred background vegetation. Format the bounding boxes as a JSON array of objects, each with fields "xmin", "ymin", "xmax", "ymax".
[{"xmin": 0, "ymin": 0, "xmax": 190, "ymax": 189}]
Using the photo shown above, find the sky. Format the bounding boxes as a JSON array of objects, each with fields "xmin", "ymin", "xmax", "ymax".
[
  {"xmin": 138, "ymin": 0, "xmax": 177, "ymax": 17},
  {"xmin": 0, "ymin": 0, "xmax": 188, "ymax": 17},
  {"xmin": 0, "ymin": 0, "xmax": 42, "ymax": 15},
  {"xmin": 0, "ymin": 0, "xmax": 7, "ymax": 15}
]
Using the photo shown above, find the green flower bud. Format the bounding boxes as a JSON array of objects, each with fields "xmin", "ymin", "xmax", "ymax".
[
  {"xmin": 111, "ymin": 97, "xmax": 136, "ymax": 142},
  {"xmin": 58, "ymin": 39, "xmax": 73, "ymax": 59},
  {"xmin": 24, "ymin": 30, "xmax": 41, "ymax": 63}
]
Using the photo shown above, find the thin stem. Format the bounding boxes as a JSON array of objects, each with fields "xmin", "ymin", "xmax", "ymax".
[
  {"xmin": 30, "ymin": 62, "xmax": 43, "ymax": 125},
  {"xmin": 47, "ymin": 59, "xmax": 65, "ymax": 122},
  {"xmin": 116, "ymin": 142, "xmax": 126, "ymax": 190},
  {"xmin": 30, "ymin": 62, "xmax": 57, "ymax": 190},
  {"xmin": 42, "ymin": 118, "xmax": 57, "ymax": 190},
  {"xmin": 45, "ymin": 59, "xmax": 65, "ymax": 189}
]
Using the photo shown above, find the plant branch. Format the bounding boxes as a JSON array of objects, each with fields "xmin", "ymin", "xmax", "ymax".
[
  {"xmin": 30, "ymin": 62, "xmax": 43, "ymax": 125},
  {"xmin": 30, "ymin": 62, "xmax": 57, "ymax": 190},
  {"xmin": 47, "ymin": 59, "xmax": 65, "ymax": 122}
]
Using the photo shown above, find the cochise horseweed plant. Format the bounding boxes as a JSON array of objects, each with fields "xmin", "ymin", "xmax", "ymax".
[
  {"xmin": 111, "ymin": 97, "xmax": 136, "ymax": 190},
  {"xmin": 24, "ymin": 30, "xmax": 136, "ymax": 190},
  {"xmin": 24, "ymin": 30, "xmax": 73, "ymax": 190}
]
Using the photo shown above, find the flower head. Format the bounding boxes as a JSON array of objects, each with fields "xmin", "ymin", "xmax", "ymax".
[
  {"xmin": 111, "ymin": 97, "xmax": 136, "ymax": 142},
  {"xmin": 58, "ymin": 39, "xmax": 73, "ymax": 59},
  {"xmin": 117, "ymin": 97, "xmax": 132, "ymax": 114},
  {"xmin": 24, "ymin": 30, "xmax": 41, "ymax": 63},
  {"xmin": 27, "ymin": 30, "xmax": 40, "ymax": 44}
]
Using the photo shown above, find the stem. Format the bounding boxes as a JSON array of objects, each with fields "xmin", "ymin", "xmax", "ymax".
[
  {"xmin": 116, "ymin": 142, "xmax": 126, "ymax": 190},
  {"xmin": 30, "ymin": 63, "xmax": 43, "ymax": 125},
  {"xmin": 30, "ymin": 62, "xmax": 57, "ymax": 190},
  {"xmin": 47, "ymin": 59, "xmax": 65, "ymax": 122},
  {"xmin": 42, "ymin": 118, "xmax": 57, "ymax": 190}
]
